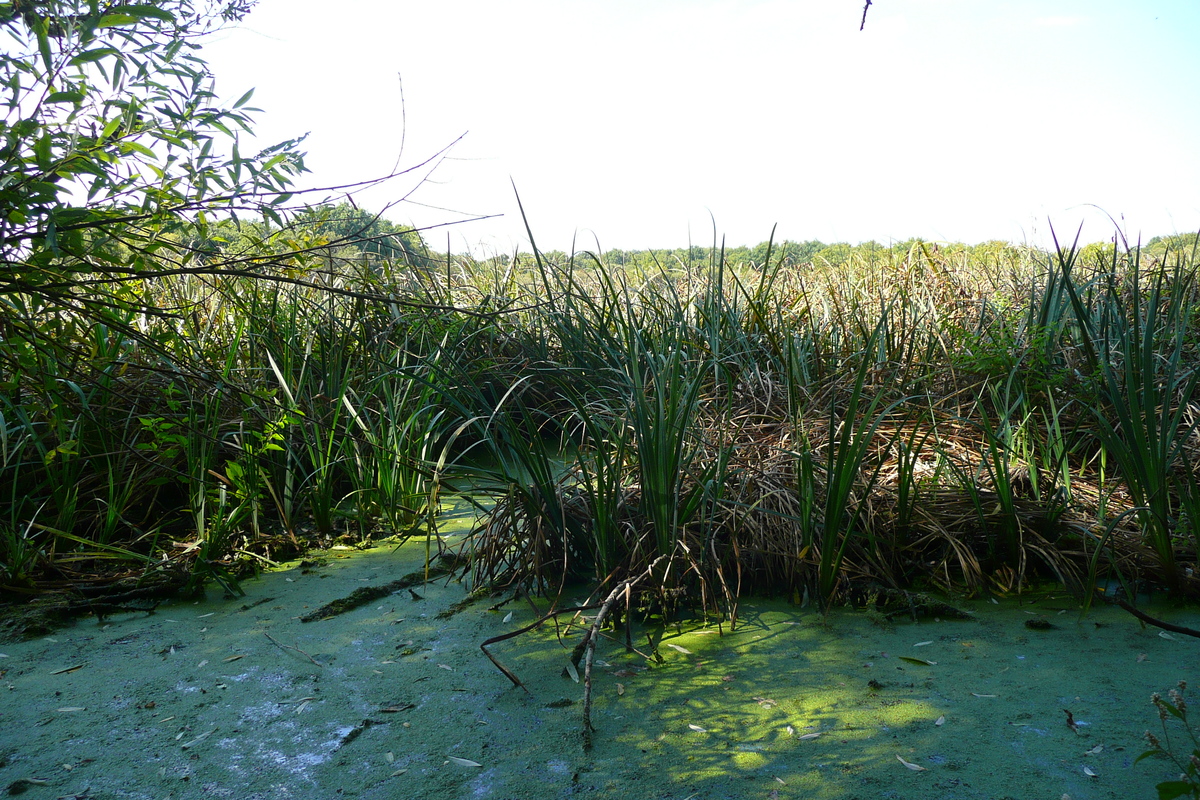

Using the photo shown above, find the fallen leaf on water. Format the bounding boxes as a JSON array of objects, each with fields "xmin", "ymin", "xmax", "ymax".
[
  {"xmin": 613, "ymin": 669, "xmax": 638, "ymax": 677},
  {"xmin": 296, "ymin": 701, "xmax": 310, "ymax": 714},
  {"xmin": 971, "ymin": 693, "xmax": 997, "ymax": 698},
  {"xmin": 720, "ymin": 675, "xmax": 734, "ymax": 682},
  {"xmin": 1083, "ymin": 766, "xmax": 1098, "ymax": 777},
  {"xmin": 197, "ymin": 613, "xmax": 214, "ymax": 619},
  {"xmin": 688, "ymin": 724, "xmax": 707, "ymax": 732},
  {"xmin": 448, "ymin": 757, "xmax": 482, "ymax": 767},
  {"xmin": 566, "ymin": 662, "xmax": 580, "ymax": 683},
  {"xmin": 503, "ymin": 612, "xmax": 513, "ymax": 623},
  {"xmin": 666, "ymin": 644, "xmax": 693, "ymax": 655},
  {"xmin": 180, "ymin": 728, "xmax": 218, "ymax": 750},
  {"xmin": 896, "ymin": 755, "xmax": 927, "ymax": 771},
  {"xmin": 1137, "ymin": 653, "xmax": 1148, "ymax": 662},
  {"xmin": 913, "ymin": 641, "xmax": 933, "ymax": 647},
  {"xmin": 6, "ymin": 779, "xmax": 48, "ymax": 792},
  {"xmin": 899, "ymin": 656, "xmax": 936, "ymax": 666},
  {"xmin": 222, "ymin": 655, "xmax": 244, "ymax": 663},
  {"xmin": 774, "ymin": 776, "xmax": 786, "ymax": 785},
  {"xmin": 616, "ymin": 683, "xmax": 625, "ymax": 696},
  {"xmin": 1159, "ymin": 631, "xmax": 1177, "ymax": 641},
  {"xmin": 1085, "ymin": 745, "xmax": 1104, "ymax": 755},
  {"xmin": 797, "ymin": 732, "xmax": 821, "ymax": 740},
  {"xmin": 385, "ymin": 752, "xmax": 394, "ymax": 763},
  {"xmin": 197, "ymin": 660, "xmax": 208, "ymax": 668},
  {"xmin": 786, "ymin": 725, "xmax": 795, "ymax": 736},
  {"xmin": 56, "ymin": 707, "xmax": 85, "ymax": 712},
  {"xmin": 390, "ymin": 769, "xmax": 408, "ymax": 777},
  {"xmin": 49, "ymin": 664, "xmax": 86, "ymax": 675},
  {"xmin": 935, "ymin": 715, "xmax": 945, "ymax": 726},
  {"xmin": 438, "ymin": 664, "xmax": 454, "ymax": 671}
]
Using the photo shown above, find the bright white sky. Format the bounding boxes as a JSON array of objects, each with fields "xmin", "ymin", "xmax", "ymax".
[{"xmin": 204, "ymin": 0, "xmax": 1200, "ymax": 255}]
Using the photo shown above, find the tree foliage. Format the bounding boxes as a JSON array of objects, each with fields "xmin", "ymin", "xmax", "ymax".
[{"xmin": 0, "ymin": 0, "xmax": 307, "ymax": 345}]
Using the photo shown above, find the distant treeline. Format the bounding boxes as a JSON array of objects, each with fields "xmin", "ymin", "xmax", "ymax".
[{"xmin": 465, "ymin": 232, "xmax": 1200, "ymax": 274}]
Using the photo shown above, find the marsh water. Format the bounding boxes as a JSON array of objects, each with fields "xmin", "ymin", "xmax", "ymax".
[{"xmin": 1, "ymin": 524, "xmax": 1196, "ymax": 800}]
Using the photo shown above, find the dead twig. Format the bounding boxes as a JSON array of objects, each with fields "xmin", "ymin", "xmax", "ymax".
[{"xmin": 263, "ymin": 632, "xmax": 324, "ymax": 667}]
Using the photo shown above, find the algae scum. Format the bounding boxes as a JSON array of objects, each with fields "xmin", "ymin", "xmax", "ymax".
[{"xmin": 1, "ymin": 540, "xmax": 1196, "ymax": 800}]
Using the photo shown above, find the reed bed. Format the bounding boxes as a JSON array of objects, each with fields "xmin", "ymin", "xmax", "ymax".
[{"xmin": 2, "ymin": 227, "xmax": 1198, "ymax": 620}]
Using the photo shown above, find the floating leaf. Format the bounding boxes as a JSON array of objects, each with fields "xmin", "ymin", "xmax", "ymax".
[
  {"xmin": 971, "ymin": 693, "xmax": 997, "ymax": 698},
  {"xmin": 222, "ymin": 655, "xmax": 244, "ymax": 663},
  {"xmin": 390, "ymin": 769, "xmax": 408, "ymax": 776},
  {"xmin": 56, "ymin": 707, "xmax": 85, "ymax": 712},
  {"xmin": 935, "ymin": 715, "xmax": 945, "ymax": 726},
  {"xmin": 786, "ymin": 725, "xmax": 795, "ymax": 736},
  {"xmin": 1137, "ymin": 653, "xmax": 1148, "ymax": 663},
  {"xmin": 616, "ymin": 683, "xmax": 625, "ymax": 696},
  {"xmin": 899, "ymin": 656, "xmax": 936, "ymax": 666},
  {"xmin": 1159, "ymin": 631, "xmax": 1177, "ymax": 641},
  {"xmin": 180, "ymin": 728, "xmax": 218, "ymax": 750},
  {"xmin": 197, "ymin": 660, "xmax": 208, "ymax": 668},
  {"xmin": 896, "ymin": 755, "xmax": 927, "ymax": 771},
  {"xmin": 49, "ymin": 663, "xmax": 86, "ymax": 675},
  {"xmin": 797, "ymin": 732, "xmax": 821, "ymax": 740},
  {"xmin": 448, "ymin": 756, "xmax": 483, "ymax": 767},
  {"xmin": 197, "ymin": 613, "xmax": 214, "ymax": 619},
  {"xmin": 666, "ymin": 644, "xmax": 693, "ymax": 655},
  {"xmin": 614, "ymin": 669, "xmax": 638, "ymax": 677},
  {"xmin": 1085, "ymin": 745, "xmax": 1104, "ymax": 755},
  {"xmin": 385, "ymin": 752, "xmax": 394, "ymax": 763},
  {"xmin": 438, "ymin": 664, "xmax": 454, "ymax": 671},
  {"xmin": 1083, "ymin": 766, "xmax": 1098, "ymax": 777},
  {"xmin": 566, "ymin": 661, "xmax": 580, "ymax": 683},
  {"xmin": 503, "ymin": 612, "xmax": 513, "ymax": 623},
  {"xmin": 688, "ymin": 724, "xmax": 707, "ymax": 732},
  {"xmin": 913, "ymin": 641, "xmax": 933, "ymax": 647}
]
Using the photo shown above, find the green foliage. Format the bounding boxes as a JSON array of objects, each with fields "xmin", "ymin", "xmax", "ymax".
[
  {"xmin": 0, "ymin": 0, "xmax": 306, "ymax": 311},
  {"xmin": 1138, "ymin": 682, "xmax": 1200, "ymax": 800}
]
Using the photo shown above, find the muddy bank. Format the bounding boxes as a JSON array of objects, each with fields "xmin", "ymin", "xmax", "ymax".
[{"xmin": 1, "ymin": 537, "xmax": 1197, "ymax": 800}]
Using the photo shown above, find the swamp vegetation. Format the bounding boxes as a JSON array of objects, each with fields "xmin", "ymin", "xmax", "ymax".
[
  {"xmin": 2, "ymin": 3, "xmax": 1200, "ymax": 794},
  {"xmin": 5, "ymin": 223, "xmax": 1200, "ymax": 626},
  {"xmin": 4, "ymin": 0, "xmax": 1199, "ymax": 627}
]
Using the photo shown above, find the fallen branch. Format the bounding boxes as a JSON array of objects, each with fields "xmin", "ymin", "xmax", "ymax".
[
  {"xmin": 581, "ymin": 555, "xmax": 668, "ymax": 750},
  {"xmin": 479, "ymin": 603, "xmax": 604, "ymax": 692},
  {"xmin": 1111, "ymin": 596, "xmax": 1200, "ymax": 639},
  {"xmin": 299, "ymin": 553, "xmax": 465, "ymax": 622}
]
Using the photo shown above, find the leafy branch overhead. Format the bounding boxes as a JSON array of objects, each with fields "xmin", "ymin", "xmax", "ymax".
[{"xmin": 0, "ymin": 0, "xmax": 308, "ymax": 307}]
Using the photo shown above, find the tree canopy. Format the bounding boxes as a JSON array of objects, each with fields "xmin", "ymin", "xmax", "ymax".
[{"xmin": 0, "ymin": 0, "xmax": 308, "ymax": 348}]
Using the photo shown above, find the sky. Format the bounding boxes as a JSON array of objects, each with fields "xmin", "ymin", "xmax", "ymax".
[{"xmin": 202, "ymin": 0, "xmax": 1200, "ymax": 255}]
